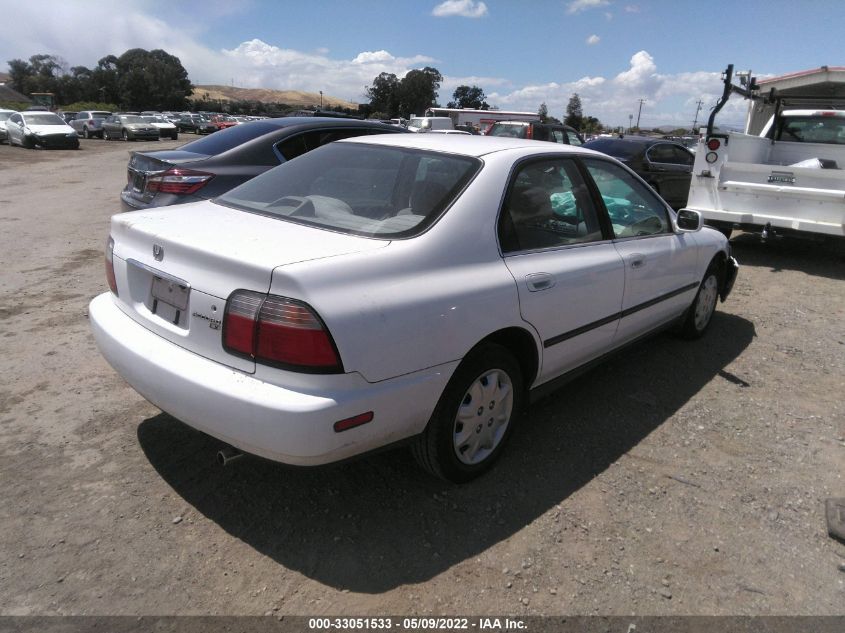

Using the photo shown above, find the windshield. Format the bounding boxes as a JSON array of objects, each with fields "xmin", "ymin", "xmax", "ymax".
[
  {"xmin": 23, "ymin": 113, "xmax": 66, "ymax": 126},
  {"xmin": 775, "ymin": 115, "xmax": 845, "ymax": 144},
  {"xmin": 217, "ymin": 142, "xmax": 481, "ymax": 238},
  {"xmin": 487, "ymin": 123, "xmax": 528, "ymax": 139},
  {"xmin": 142, "ymin": 115, "xmax": 168, "ymax": 123},
  {"xmin": 0, "ymin": 112, "xmax": 11, "ymax": 122},
  {"xmin": 179, "ymin": 121, "xmax": 278, "ymax": 155},
  {"xmin": 91, "ymin": 112, "xmax": 110, "ymax": 119}
]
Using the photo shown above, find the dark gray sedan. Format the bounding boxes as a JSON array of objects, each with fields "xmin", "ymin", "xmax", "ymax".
[
  {"xmin": 121, "ymin": 117, "xmax": 406, "ymax": 211},
  {"xmin": 583, "ymin": 136, "xmax": 694, "ymax": 209},
  {"xmin": 102, "ymin": 115, "xmax": 160, "ymax": 142}
]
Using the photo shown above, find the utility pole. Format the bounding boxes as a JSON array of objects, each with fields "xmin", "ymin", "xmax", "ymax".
[
  {"xmin": 691, "ymin": 99, "xmax": 704, "ymax": 133},
  {"xmin": 320, "ymin": 90, "xmax": 323, "ymax": 109},
  {"xmin": 635, "ymin": 98, "xmax": 645, "ymax": 130},
  {"xmin": 628, "ymin": 114, "xmax": 633, "ymax": 134}
]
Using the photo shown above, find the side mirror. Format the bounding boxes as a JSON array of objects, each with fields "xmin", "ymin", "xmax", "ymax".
[{"xmin": 676, "ymin": 209, "xmax": 702, "ymax": 232}]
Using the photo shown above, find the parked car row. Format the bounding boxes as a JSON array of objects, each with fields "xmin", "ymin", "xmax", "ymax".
[{"xmin": 92, "ymin": 115, "xmax": 738, "ymax": 483}]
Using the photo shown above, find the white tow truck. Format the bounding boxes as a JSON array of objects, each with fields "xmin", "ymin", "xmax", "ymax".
[{"xmin": 685, "ymin": 65, "xmax": 845, "ymax": 241}]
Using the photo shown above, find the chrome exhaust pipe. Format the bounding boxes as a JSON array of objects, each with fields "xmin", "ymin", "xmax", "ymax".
[{"xmin": 217, "ymin": 445, "xmax": 243, "ymax": 466}]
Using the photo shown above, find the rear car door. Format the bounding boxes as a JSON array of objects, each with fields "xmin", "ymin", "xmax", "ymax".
[
  {"xmin": 644, "ymin": 142, "xmax": 693, "ymax": 208},
  {"xmin": 582, "ymin": 157, "xmax": 699, "ymax": 346},
  {"xmin": 499, "ymin": 156, "xmax": 625, "ymax": 383}
]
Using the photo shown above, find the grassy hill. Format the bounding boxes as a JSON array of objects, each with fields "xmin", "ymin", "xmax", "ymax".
[{"xmin": 193, "ymin": 84, "xmax": 358, "ymax": 109}]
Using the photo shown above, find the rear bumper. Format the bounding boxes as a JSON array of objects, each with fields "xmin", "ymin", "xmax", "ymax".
[
  {"xmin": 89, "ymin": 293, "xmax": 453, "ymax": 465},
  {"xmin": 693, "ymin": 207, "xmax": 845, "ymax": 238}
]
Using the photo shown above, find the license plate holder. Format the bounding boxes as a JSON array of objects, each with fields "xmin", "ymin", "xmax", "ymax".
[{"xmin": 151, "ymin": 275, "xmax": 189, "ymax": 312}]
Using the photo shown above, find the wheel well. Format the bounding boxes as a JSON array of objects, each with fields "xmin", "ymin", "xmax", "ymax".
[
  {"xmin": 477, "ymin": 327, "xmax": 539, "ymax": 389},
  {"xmin": 707, "ymin": 251, "xmax": 728, "ymax": 293}
]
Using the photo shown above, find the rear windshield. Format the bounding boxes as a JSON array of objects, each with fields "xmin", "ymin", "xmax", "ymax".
[
  {"xmin": 91, "ymin": 112, "xmax": 111, "ymax": 118},
  {"xmin": 582, "ymin": 139, "xmax": 644, "ymax": 159},
  {"xmin": 774, "ymin": 115, "xmax": 845, "ymax": 144},
  {"xmin": 178, "ymin": 121, "xmax": 279, "ymax": 155},
  {"xmin": 488, "ymin": 123, "xmax": 528, "ymax": 139},
  {"xmin": 216, "ymin": 142, "xmax": 481, "ymax": 238}
]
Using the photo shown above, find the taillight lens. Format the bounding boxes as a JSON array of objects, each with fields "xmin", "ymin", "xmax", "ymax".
[
  {"xmin": 707, "ymin": 138, "xmax": 721, "ymax": 151},
  {"xmin": 105, "ymin": 236, "xmax": 118, "ymax": 296},
  {"xmin": 525, "ymin": 126, "xmax": 533, "ymax": 139},
  {"xmin": 147, "ymin": 168, "xmax": 213, "ymax": 195},
  {"xmin": 223, "ymin": 290, "xmax": 343, "ymax": 373}
]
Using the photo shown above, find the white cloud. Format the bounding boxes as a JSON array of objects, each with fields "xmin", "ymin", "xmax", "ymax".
[
  {"xmin": 566, "ymin": 0, "xmax": 611, "ymax": 14},
  {"xmin": 586, "ymin": 34, "xmax": 601, "ymax": 45},
  {"xmin": 0, "ymin": 1, "xmax": 742, "ymax": 127},
  {"xmin": 432, "ymin": 0, "xmax": 488, "ymax": 18},
  {"xmin": 625, "ymin": 4, "xmax": 641, "ymax": 12}
]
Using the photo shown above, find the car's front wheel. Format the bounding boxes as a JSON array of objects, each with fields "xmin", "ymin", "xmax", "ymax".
[
  {"xmin": 680, "ymin": 263, "xmax": 720, "ymax": 339},
  {"xmin": 122, "ymin": 129, "xmax": 130, "ymax": 141},
  {"xmin": 413, "ymin": 343, "xmax": 524, "ymax": 483}
]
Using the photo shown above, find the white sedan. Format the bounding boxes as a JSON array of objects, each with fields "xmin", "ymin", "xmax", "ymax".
[
  {"xmin": 6, "ymin": 110, "xmax": 80, "ymax": 149},
  {"xmin": 90, "ymin": 134, "xmax": 738, "ymax": 482}
]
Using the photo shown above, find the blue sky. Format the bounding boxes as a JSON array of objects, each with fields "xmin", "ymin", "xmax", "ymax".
[{"xmin": 1, "ymin": 0, "xmax": 841, "ymax": 128}]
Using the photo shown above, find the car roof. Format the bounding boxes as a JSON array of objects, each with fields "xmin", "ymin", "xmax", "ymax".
[{"xmin": 340, "ymin": 132, "xmax": 601, "ymax": 158}]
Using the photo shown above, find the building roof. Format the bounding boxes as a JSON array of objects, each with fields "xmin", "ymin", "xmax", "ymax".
[{"xmin": 0, "ymin": 84, "xmax": 29, "ymax": 103}]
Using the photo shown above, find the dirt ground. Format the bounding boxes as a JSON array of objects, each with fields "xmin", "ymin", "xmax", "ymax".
[{"xmin": 0, "ymin": 137, "xmax": 843, "ymax": 617}]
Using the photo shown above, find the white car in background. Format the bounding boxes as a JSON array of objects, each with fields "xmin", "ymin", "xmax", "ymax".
[
  {"xmin": 6, "ymin": 111, "xmax": 80, "ymax": 149},
  {"xmin": 0, "ymin": 108, "xmax": 14, "ymax": 142},
  {"xmin": 90, "ymin": 134, "xmax": 737, "ymax": 482},
  {"xmin": 141, "ymin": 115, "xmax": 179, "ymax": 140}
]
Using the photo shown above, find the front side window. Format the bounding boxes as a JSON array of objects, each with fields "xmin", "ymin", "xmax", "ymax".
[
  {"xmin": 551, "ymin": 129, "xmax": 565, "ymax": 144},
  {"xmin": 217, "ymin": 142, "xmax": 480, "ymax": 238},
  {"xmin": 583, "ymin": 159, "xmax": 670, "ymax": 239},
  {"xmin": 566, "ymin": 129, "xmax": 583, "ymax": 146},
  {"xmin": 499, "ymin": 158, "xmax": 604, "ymax": 253}
]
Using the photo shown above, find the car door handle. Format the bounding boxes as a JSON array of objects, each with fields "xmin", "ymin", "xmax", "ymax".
[{"xmin": 525, "ymin": 273, "xmax": 555, "ymax": 292}]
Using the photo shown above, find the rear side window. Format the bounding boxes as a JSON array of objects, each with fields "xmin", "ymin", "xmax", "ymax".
[
  {"xmin": 179, "ymin": 121, "xmax": 280, "ymax": 155},
  {"xmin": 499, "ymin": 158, "xmax": 604, "ymax": 253},
  {"xmin": 775, "ymin": 115, "xmax": 845, "ymax": 144},
  {"xmin": 566, "ymin": 129, "xmax": 583, "ymax": 146},
  {"xmin": 276, "ymin": 127, "xmax": 398, "ymax": 161}
]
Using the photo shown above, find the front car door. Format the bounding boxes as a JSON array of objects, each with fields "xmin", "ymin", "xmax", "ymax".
[
  {"xmin": 498, "ymin": 156, "xmax": 625, "ymax": 384},
  {"xmin": 581, "ymin": 157, "xmax": 699, "ymax": 346}
]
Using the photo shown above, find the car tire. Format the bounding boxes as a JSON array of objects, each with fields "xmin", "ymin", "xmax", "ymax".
[
  {"xmin": 679, "ymin": 262, "xmax": 721, "ymax": 339},
  {"xmin": 122, "ymin": 129, "xmax": 130, "ymax": 141},
  {"xmin": 412, "ymin": 343, "xmax": 524, "ymax": 483},
  {"xmin": 22, "ymin": 136, "xmax": 35, "ymax": 149},
  {"xmin": 103, "ymin": 129, "xmax": 110, "ymax": 141},
  {"xmin": 83, "ymin": 127, "xmax": 90, "ymax": 139}
]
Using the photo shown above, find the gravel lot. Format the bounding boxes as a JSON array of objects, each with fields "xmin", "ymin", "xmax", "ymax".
[{"xmin": 0, "ymin": 137, "xmax": 843, "ymax": 616}]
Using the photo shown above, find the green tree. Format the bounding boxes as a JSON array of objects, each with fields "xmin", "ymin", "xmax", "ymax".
[
  {"xmin": 538, "ymin": 102, "xmax": 548, "ymax": 122},
  {"xmin": 366, "ymin": 72, "xmax": 400, "ymax": 117},
  {"xmin": 115, "ymin": 48, "xmax": 192, "ymax": 110},
  {"xmin": 447, "ymin": 85, "xmax": 488, "ymax": 110},
  {"xmin": 564, "ymin": 93, "xmax": 584, "ymax": 130},
  {"xmin": 398, "ymin": 66, "xmax": 442, "ymax": 117}
]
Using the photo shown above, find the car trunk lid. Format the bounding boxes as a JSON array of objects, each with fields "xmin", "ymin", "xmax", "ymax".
[
  {"xmin": 110, "ymin": 201, "xmax": 388, "ymax": 372},
  {"xmin": 125, "ymin": 150, "xmax": 212, "ymax": 204}
]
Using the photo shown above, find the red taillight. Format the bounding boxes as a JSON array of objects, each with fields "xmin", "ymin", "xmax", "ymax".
[
  {"xmin": 105, "ymin": 236, "xmax": 118, "ymax": 296},
  {"xmin": 223, "ymin": 290, "xmax": 343, "ymax": 373},
  {"xmin": 707, "ymin": 138, "xmax": 721, "ymax": 151},
  {"xmin": 147, "ymin": 168, "xmax": 213, "ymax": 195},
  {"xmin": 525, "ymin": 126, "xmax": 533, "ymax": 139},
  {"xmin": 88, "ymin": 119, "xmax": 95, "ymax": 125}
]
